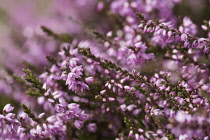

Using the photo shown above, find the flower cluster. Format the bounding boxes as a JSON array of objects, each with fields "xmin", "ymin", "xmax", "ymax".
[{"xmin": 0, "ymin": 0, "xmax": 210, "ymax": 139}]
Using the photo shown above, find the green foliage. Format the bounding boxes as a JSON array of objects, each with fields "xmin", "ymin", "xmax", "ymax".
[
  {"xmin": 41, "ymin": 26, "xmax": 73, "ymax": 43},
  {"xmin": 22, "ymin": 104, "xmax": 41, "ymax": 123}
]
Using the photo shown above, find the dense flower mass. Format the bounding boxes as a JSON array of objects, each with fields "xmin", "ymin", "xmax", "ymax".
[{"xmin": 0, "ymin": 0, "xmax": 210, "ymax": 139}]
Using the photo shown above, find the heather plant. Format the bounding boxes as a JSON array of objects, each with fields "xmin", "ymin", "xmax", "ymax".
[{"xmin": 0, "ymin": 0, "xmax": 210, "ymax": 140}]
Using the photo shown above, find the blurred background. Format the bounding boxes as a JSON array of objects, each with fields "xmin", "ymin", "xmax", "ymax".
[{"xmin": 0, "ymin": 0, "xmax": 98, "ymax": 73}]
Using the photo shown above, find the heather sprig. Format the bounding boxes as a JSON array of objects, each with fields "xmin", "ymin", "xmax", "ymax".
[
  {"xmin": 137, "ymin": 12, "xmax": 210, "ymax": 52},
  {"xmin": 22, "ymin": 104, "xmax": 41, "ymax": 124},
  {"xmin": 0, "ymin": 0, "xmax": 210, "ymax": 139},
  {"xmin": 41, "ymin": 26, "xmax": 73, "ymax": 43}
]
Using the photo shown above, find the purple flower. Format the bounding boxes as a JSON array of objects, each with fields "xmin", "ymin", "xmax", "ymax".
[
  {"xmin": 65, "ymin": 110, "xmax": 74, "ymax": 120},
  {"xmin": 3, "ymin": 104, "xmax": 14, "ymax": 113},
  {"xmin": 71, "ymin": 66, "xmax": 83, "ymax": 78},
  {"xmin": 78, "ymin": 111, "xmax": 89, "ymax": 121},
  {"xmin": 48, "ymin": 98, "xmax": 55, "ymax": 103},
  {"xmin": 38, "ymin": 113, "xmax": 45, "ymax": 119},
  {"xmin": 74, "ymin": 120, "xmax": 84, "ymax": 129},
  {"xmin": 19, "ymin": 112, "xmax": 28, "ymax": 121},
  {"xmin": 85, "ymin": 77, "xmax": 94, "ymax": 84},
  {"xmin": 179, "ymin": 134, "xmax": 190, "ymax": 140},
  {"xmin": 87, "ymin": 123, "xmax": 97, "ymax": 132},
  {"xmin": 181, "ymin": 33, "xmax": 188, "ymax": 42},
  {"xmin": 5, "ymin": 113, "xmax": 15, "ymax": 121},
  {"xmin": 55, "ymin": 104, "xmax": 65, "ymax": 113},
  {"xmin": 67, "ymin": 81, "xmax": 89, "ymax": 92},
  {"xmin": 46, "ymin": 116, "xmax": 57, "ymax": 124},
  {"xmin": 36, "ymin": 125, "xmax": 42, "ymax": 135},
  {"xmin": 68, "ymin": 103, "xmax": 80, "ymax": 110},
  {"xmin": 179, "ymin": 17, "xmax": 197, "ymax": 35}
]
